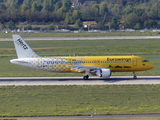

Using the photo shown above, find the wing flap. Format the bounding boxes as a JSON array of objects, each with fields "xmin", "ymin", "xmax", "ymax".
[{"xmin": 72, "ymin": 64, "xmax": 99, "ymax": 72}]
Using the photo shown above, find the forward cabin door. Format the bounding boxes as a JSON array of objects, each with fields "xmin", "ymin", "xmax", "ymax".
[{"xmin": 132, "ymin": 57, "xmax": 137, "ymax": 66}]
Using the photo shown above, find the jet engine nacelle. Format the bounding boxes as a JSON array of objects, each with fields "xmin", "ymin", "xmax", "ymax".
[{"xmin": 96, "ymin": 68, "xmax": 111, "ymax": 78}]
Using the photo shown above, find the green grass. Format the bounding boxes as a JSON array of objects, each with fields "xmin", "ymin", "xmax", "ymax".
[
  {"xmin": 1, "ymin": 85, "xmax": 160, "ymax": 117},
  {"xmin": 1, "ymin": 39, "xmax": 160, "ymax": 55},
  {"xmin": 0, "ymin": 39, "xmax": 159, "ymax": 76}
]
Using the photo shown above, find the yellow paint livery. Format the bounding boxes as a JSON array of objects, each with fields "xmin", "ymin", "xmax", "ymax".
[
  {"xmin": 10, "ymin": 35, "xmax": 154, "ymax": 80},
  {"xmin": 0, "ymin": 119, "xmax": 17, "ymax": 120},
  {"xmin": 67, "ymin": 56, "xmax": 153, "ymax": 72}
]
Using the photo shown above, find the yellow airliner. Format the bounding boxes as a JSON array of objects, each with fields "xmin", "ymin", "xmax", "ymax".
[{"xmin": 10, "ymin": 35, "xmax": 154, "ymax": 80}]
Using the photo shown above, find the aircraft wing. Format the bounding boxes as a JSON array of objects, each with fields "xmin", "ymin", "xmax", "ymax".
[{"xmin": 72, "ymin": 64, "xmax": 100, "ymax": 72}]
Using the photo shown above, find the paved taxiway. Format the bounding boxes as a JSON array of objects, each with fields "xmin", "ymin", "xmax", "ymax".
[
  {"xmin": 1, "ymin": 36, "xmax": 160, "ymax": 41},
  {"xmin": 2, "ymin": 114, "xmax": 160, "ymax": 119},
  {"xmin": 0, "ymin": 76, "xmax": 160, "ymax": 86}
]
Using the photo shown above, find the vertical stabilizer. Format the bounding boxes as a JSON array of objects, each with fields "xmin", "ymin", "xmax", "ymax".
[{"xmin": 12, "ymin": 35, "xmax": 40, "ymax": 58}]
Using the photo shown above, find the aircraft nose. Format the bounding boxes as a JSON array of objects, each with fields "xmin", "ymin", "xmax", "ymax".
[{"xmin": 149, "ymin": 62, "xmax": 154, "ymax": 69}]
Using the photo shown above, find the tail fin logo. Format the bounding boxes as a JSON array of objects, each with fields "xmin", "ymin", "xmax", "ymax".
[{"xmin": 16, "ymin": 38, "xmax": 28, "ymax": 50}]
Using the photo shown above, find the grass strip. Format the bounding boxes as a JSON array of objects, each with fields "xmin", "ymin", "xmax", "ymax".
[{"xmin": 0, "ymin": 85, "xmax": 160, "ymax": 117}]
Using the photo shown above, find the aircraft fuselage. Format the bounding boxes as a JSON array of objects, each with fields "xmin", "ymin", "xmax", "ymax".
[{"xmin": 10, "ymin": 56, "xmax": 154, "ymax": 73}]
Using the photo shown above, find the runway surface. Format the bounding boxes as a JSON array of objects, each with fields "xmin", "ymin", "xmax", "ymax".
[
  {"xmin": 0, "ymin": 76, "xmax": 160, "ymax": 86},
  {"xmin": 1, "ymin": 36, "xmax": 160, "ymax": 41},
  {"xmin": 2, "ymin": 114, "xmax": 160, "ymax": 119}
]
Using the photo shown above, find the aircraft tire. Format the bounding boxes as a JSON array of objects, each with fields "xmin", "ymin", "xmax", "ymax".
[
  {"xmin": 83, "ymin": 75, "xmax": 89, "ymax": 80},
  {"xmin": 133, "ymin": 76, "xmax": 137, "ymax": 79}
]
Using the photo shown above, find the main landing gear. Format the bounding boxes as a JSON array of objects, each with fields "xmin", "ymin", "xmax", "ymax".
[
  {"xmin": 83, "ymin": 71, "xmax": 89, "ymax": 80},
  {"xmin": 83, "ymin": 75, "xmax": 89, "ymax": 80},
  {"xmin": 133, "ymin": 72, "xmax": 137, "ymax": 79}
]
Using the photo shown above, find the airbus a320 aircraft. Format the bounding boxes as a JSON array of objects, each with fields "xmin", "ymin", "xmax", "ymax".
[{"xmin": 10, "ymin": 35, "xmax": 154, "ymax": 80}]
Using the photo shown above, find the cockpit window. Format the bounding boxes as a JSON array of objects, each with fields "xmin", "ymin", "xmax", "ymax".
[{"xmin": 142, "ymin": 60, "xmax": 149, "ymax": 62}]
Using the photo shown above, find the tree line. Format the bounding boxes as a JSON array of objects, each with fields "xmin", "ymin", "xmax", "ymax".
[{"xmin": 0, "ymin": 0, "xmax": 160, "ymax": 30}]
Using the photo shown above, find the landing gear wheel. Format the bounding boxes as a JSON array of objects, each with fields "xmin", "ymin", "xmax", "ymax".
[
  {"xmin": 83, "ymin": 75, "xmax": 89, "ymax": 80},
  {"xmin": 133, "ymin": 75, "xmax": 137, "ymax": 79},
  {"xmin": 133, "ymin": 72, "xmax": 137, "ymax": 79}
]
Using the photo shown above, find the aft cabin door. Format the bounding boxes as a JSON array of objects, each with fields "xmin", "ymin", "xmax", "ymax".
[{"xmin": 132, "ymin": 58, "xmax": 137, "ymax": 66}]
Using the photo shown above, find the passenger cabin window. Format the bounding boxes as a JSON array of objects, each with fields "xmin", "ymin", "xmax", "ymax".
[{"xmin": 142, "ymin": 60, "xmax": 149, "ymax": 62}]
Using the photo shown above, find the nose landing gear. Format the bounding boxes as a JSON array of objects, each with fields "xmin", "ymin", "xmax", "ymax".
[{"xmin": 133, "ymin": 72, "xmax": 137, "ymax": 79}]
